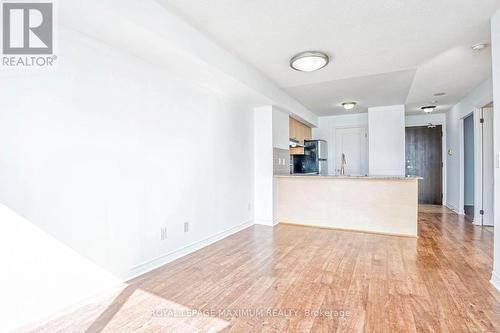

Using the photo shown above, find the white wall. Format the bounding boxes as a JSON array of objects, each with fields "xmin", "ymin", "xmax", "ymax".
[
  {"xmin": 255, "ymin": 106, "xmax": 289, "ymax": 226},
  {"xmin": 445, "ymin": 79, "xmax": 493, "ymax": 212},
  {"xmin": 272, "ymin": 108, "xmax": 290, "ymax": 149},
  {"xmin": 0, "ymin": 27, "xmax": 258, "ymax": 329},
  {"xmin": 491, "ymin": 8, "xmax": 500, "ymax": 290},
  {"xmin": 405, "ymin": 113, "xmax": 446, "ymax": 127},
  {"xmin": 0, "ymin": 1, "xmax": 317, "ymax": 329},
  {"xmin": 368, "ymin": 105, "xmax": 406, "ymax": 176},
  {"xmin": 0, "ymin": 26, "xmax": 258, "ymax": 278},
  {"xmin": 254, "ymin": 106, "xmax": 274, "ymax": 226}
]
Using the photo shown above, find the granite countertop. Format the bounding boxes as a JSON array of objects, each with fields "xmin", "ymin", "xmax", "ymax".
[{"xmin": 274, "ymin": 174, "xmax": 422, "ymax": 180}]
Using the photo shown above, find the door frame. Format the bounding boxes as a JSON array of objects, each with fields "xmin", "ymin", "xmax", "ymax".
[
  {"xmin": 459, "ymin": 106, "xmax": 493, "ymax": 225},
  {"xmin": 405, "ymin": 120, "xmax": 447, "ymax": 205},
  {"xmin": 481, "ymin": 105, "xmax": 495, "ymax": 226}
]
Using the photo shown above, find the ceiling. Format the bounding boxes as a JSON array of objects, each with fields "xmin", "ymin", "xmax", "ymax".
[
  {"xmin": 285, "ymin": 70, "xmax": 416, "ymax": 116},
  {"xmin": 157, "ymin": 0, "xmax": 499, "ymax": 116}
]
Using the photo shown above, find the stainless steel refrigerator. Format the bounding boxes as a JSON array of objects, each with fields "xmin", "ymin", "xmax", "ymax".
[{"xmin": 292, "ymin": 140, "xmax": 328, "ymax": 175}]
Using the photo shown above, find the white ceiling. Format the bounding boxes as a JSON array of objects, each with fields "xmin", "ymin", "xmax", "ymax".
[
  {"xmin": 285, "ymin": 70, "xmax": 416, "ymax": 116},
  {"xmin": 157, "ymin": 0, "xmax": 499, "ymax": 116}
]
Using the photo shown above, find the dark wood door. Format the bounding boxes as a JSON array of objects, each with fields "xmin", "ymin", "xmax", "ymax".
[{"xmin": 405, "ymin": 126, "xmax": 443, "ymax": 205}]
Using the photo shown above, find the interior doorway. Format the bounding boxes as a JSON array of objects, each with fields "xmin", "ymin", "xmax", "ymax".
[
  {"xmin": 405, "ymin": 125, "xmax": 443, "ymax": 205},
  {"xmin": 334, "ymin": 127, "xmax": 368, "ymax": 176},
  {"xmin": 459, "ymin": 102, "xmax": 495, "ymax": 226},
  {"xmin": 464, "ymin": 114, "xmax": 475, "ymax": 220}
]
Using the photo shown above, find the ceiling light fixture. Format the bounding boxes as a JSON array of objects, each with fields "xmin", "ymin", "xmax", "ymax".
[
  {"xmin": 342, "ymin": 102, "xmax": 357, "ymax": 110},
  {"xmin": 421, "ymin": 105, "xmax": 437, "ymax": 113},
  {"xmin": 290, "ymin": 51, "xmax": 329, "ymax": 72},
  {"xmin": 471, "ymin": 43, "xmax": 489, "ymax": 51},
  {"xmin": 433, "ymin": 92, "xmax": 446, "ymax": 97}
]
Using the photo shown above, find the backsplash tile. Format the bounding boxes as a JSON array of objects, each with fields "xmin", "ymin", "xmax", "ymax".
[{"xmin": 273, "ymin": 148, "xmax": 290, "ymax": 175}]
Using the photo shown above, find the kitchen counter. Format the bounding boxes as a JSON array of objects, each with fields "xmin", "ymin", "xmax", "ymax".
[
  {"xmin": 275, "ymin": 174, "xmax": 422, "ymax": 180},
  {"xmin": 274, "ymin": 174, "xmax": 419, "ymax": 237}
]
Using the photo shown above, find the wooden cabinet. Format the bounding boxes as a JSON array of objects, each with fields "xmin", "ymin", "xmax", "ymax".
[
  {"xmin": 303, "ymin": 124, "xmax": 312, "ymax": 141},
  {"xmin": 289, "ymin": 118, "xmax": 298, "ymax": 141},
  {"xmin": 289, "ymin": 117, "xmax": 312, "ymax": 155}
]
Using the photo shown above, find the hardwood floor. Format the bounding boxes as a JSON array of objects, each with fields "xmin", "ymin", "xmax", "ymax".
[
  {"xmin": 25, "ymin": 207, "xmax": 499, "ymax": 333},
  {"xmin": 418, "ymin": 204, "xmax": 455, "ymax": 214}
]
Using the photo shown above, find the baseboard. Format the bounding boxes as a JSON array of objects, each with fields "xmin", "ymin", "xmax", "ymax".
[
  {"xmin": 491, "ymin": 271, "xmax": 500, "ymax": 291},
  {"xmin": 254, "ymin": 219, "xmax": 276, "ymax": 227},
  {"xmin": 125, "ymin": 220, "xmax": 254, "ymax": 281},
  {"xmin": 280, "ymin": 221, "xmax": 417, "ymax": 238},
  {"xmin": 444, "ymin": 202, "xmax": 459, "ymax": 213},
  {"xmin": 15, "ymin": 220, "xmax": 254, "ymax": 332}
]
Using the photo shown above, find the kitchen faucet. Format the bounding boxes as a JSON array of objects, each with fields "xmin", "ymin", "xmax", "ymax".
[{"xmin": 340, "ymin": 153, "xmax": 347, "ymax": 175}]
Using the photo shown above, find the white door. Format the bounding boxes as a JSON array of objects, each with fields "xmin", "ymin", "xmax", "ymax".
[
  {"xmin": 334, "ymin": 127, "xmax": 368, "ymax": 176},
  {"xmin": 482, "ymin": 107, "xmax": 494, "ymax": 226}
]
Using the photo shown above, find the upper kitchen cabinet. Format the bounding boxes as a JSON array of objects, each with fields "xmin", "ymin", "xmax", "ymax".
[{"xmin": 289, "ymin": 117, "xmax": 312, "ymax": 155}]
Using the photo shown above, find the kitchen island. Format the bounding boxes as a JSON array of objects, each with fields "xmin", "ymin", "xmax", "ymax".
[{"xmin": 274, "ymin": 174, "xmax": 420, "ymax": 237}]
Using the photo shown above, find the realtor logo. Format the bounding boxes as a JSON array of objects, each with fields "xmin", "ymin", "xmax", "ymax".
[
  {"xmin": 2, "ymin": 2, "xmax": 53, "ymax": 54},
  {"xmin": 1, "ymin": 2, "xmax": 56, "ymax": 66}
]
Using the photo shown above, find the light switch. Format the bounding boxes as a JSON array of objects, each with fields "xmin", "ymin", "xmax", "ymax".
[{"xmin": 496, "ymin": 153, "xmax": 500, "ymax": 169}]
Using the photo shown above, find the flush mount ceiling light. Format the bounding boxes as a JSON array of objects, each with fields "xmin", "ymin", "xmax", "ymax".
[
  {"xmin": 290, "ymin": 51, "xmax": 329, "ymax": 72},
  {"xmin": 421, "ymin": 105, "xmax": 437, "ymax": 113},
  {"xmin": 342, "ymin": 102, "xmax": 357, "ymax": 110},
  {"xmin": 471, "ymin": 43, "xmax": 489, "ymax": 51}
]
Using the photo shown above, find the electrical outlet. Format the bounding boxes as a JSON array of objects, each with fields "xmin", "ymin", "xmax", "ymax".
[
  {"xmin": 184, "ymin": 222, "xmax": 189, "ymax": 233},
  {"xmin": 160, "ymin": 227, "xmax": 167, "ymax": 240}
]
